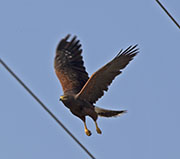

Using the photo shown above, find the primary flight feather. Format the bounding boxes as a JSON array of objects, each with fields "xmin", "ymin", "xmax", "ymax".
[{"xmin": 54, "ymin": 34, "xmax": 139, "ymax": 136}]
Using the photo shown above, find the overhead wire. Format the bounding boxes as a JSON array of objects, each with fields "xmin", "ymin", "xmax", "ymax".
[
  {"xmin": 155, "ymin": 0, "xmax": 180, "ymax": 29},
  {"xmin": 0, "ymin": 58, "xmax": 95, "ymax": 159}
]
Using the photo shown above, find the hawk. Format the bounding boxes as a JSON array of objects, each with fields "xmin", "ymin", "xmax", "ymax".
[{"xmin": 54, "ymin": 34, "xmax": 138, "ymax": 136}]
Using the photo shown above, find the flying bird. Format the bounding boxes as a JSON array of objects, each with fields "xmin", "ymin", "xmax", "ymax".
[{"xmin": 54, "ymin": 34, "xmax": 138, "ymax": 136}]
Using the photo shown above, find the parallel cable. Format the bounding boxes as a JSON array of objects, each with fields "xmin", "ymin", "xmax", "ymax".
[
  {"xmin": 156, "ymin": 0, "xmax": 180, "ymax": 29},
  {"xmin": 0, "ymin": 58, "xmax": 95, "ymax": 159}
]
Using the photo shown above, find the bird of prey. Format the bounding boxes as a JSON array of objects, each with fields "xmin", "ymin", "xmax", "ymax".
[{"xmin": 54, "ymin": 34, "xmax": 138, "ymax": 136}]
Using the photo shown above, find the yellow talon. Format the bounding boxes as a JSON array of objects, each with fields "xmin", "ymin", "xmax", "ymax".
[
  {"xmin": 84, "ymin": 122, "xmax": 92, "ymax": 136},
  {"xmin": 85, "ymin": 128, "xmax": 92, "ymax": 136},
  {"xmin": 95, "ymin": 121, "xmax": 102, "ymax": 134},
  {"xmin": 96, "ymin": 127, "xmax": 102, "ymax": 134}
]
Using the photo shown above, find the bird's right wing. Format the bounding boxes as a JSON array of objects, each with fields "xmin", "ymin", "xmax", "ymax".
[
  {"xmin": 54, "ymin": 35, "xmax": 89, "ymax": 95},
  {"xmin": 76, "ymin": 45, "xmax": 139, "ymax": 104}
]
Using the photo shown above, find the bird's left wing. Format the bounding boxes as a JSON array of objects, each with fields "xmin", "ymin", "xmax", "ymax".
[
  {"xmin": 76, "ymin": 45, "xmax": 139, "ymax": 104},
  {"xmin": 54, "ymin": 35, "xmax": 89, "ymax": 95}
]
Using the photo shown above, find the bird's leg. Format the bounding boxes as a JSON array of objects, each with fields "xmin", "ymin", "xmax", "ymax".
[
  {"xmin": 95, "ymin": 121, "xmax": 102, "ymax": 134},
  {"xmin": 84, "ymin": 121, "xmax": 92, "ymax": 136}
]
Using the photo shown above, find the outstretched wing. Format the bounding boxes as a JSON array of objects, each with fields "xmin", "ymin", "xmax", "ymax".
[
  {"xmin": 76, "ymin": 45, "xmax": 139, "ymax": 104},
  {"xmin": 54, "ymin": 34, "xmax": 89, "ymax": 95}
]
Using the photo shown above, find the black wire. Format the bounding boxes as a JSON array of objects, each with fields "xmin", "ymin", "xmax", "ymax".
[
  {"xmin": 156, "ymin": 0, "xmax": 180, "ymax": 29},
  {"xmin": 0, "ymin": 58, "xmax": 95, "ymax": 159}
]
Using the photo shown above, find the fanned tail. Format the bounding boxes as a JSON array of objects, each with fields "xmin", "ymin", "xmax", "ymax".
[{"xmin": 94, "ymin": 106, "xmax": 127, "ymax": 117}]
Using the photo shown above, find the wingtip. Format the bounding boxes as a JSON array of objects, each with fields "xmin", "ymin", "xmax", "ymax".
[
  {"xmin": 56, "ymin": 34, "xmax": 77, "ymax": 51},
  {"xmin": 134, "ymin": 44, "xmax": 138, "ymax": 47},
  {"xmin": 64, "ymin": 34, "xmax": 78, "ymax": 42},
  {"xmin": 64, "ymin": 34, "xmax": 71, "ymax": 40},
  {"xmin": 116, "ymin": 44, "xmax": 139, "ymax": 58}
]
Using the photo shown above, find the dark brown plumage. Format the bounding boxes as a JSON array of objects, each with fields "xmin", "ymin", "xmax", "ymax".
[{"xmin": 54, "ymin": 34, "xmax": 139, "ymax": 136}]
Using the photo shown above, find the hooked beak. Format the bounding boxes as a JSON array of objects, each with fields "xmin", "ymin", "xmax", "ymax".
[{"xmin": 59, "ymin": 96, "xmax": 64, "ymax": 101}]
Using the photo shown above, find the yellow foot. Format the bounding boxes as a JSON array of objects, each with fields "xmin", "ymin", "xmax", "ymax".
[
  {"xmin": 85, "ymin": 129, "xmax": 92, "ymax": 136},
  {"xmin": 96, "ymin": 127, "xmax": 102, "ymax": 134},
  {"xmin": 95, "ymin": 121, "xmax": 102, "ymax": 134}
]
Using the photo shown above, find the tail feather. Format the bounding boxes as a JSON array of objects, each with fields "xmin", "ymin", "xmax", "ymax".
[{"xmin": 94, "ymin": 106, "xmax": 127, "ymax": 117}]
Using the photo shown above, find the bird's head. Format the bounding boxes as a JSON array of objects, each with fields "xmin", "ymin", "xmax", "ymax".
[{"xmin": 59, "ymin": 94, "xmax": 74, "ymax": 104}]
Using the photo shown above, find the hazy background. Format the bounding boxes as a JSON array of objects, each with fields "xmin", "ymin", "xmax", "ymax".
[{"xmin": 0, "ymin": 0, "xmax": 180, "ymax": 158}]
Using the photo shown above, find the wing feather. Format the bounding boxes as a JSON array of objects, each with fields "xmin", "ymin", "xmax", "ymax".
[
  {"xmin": 76, "ymin": 45, "xmax": 139, "ymax": 104},
  {"xmin": 54, "ymin": 35, "xmax": 89, "ymax": 95}
]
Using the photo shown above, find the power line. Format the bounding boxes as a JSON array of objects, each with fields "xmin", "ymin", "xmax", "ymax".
[
  {"xmin": 0, "ymin": 58, "xmax": 95, "ymax": 159},
  {"xmin": 156, "ymin": 0, "xmax": 180, "ymax": 29}
]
